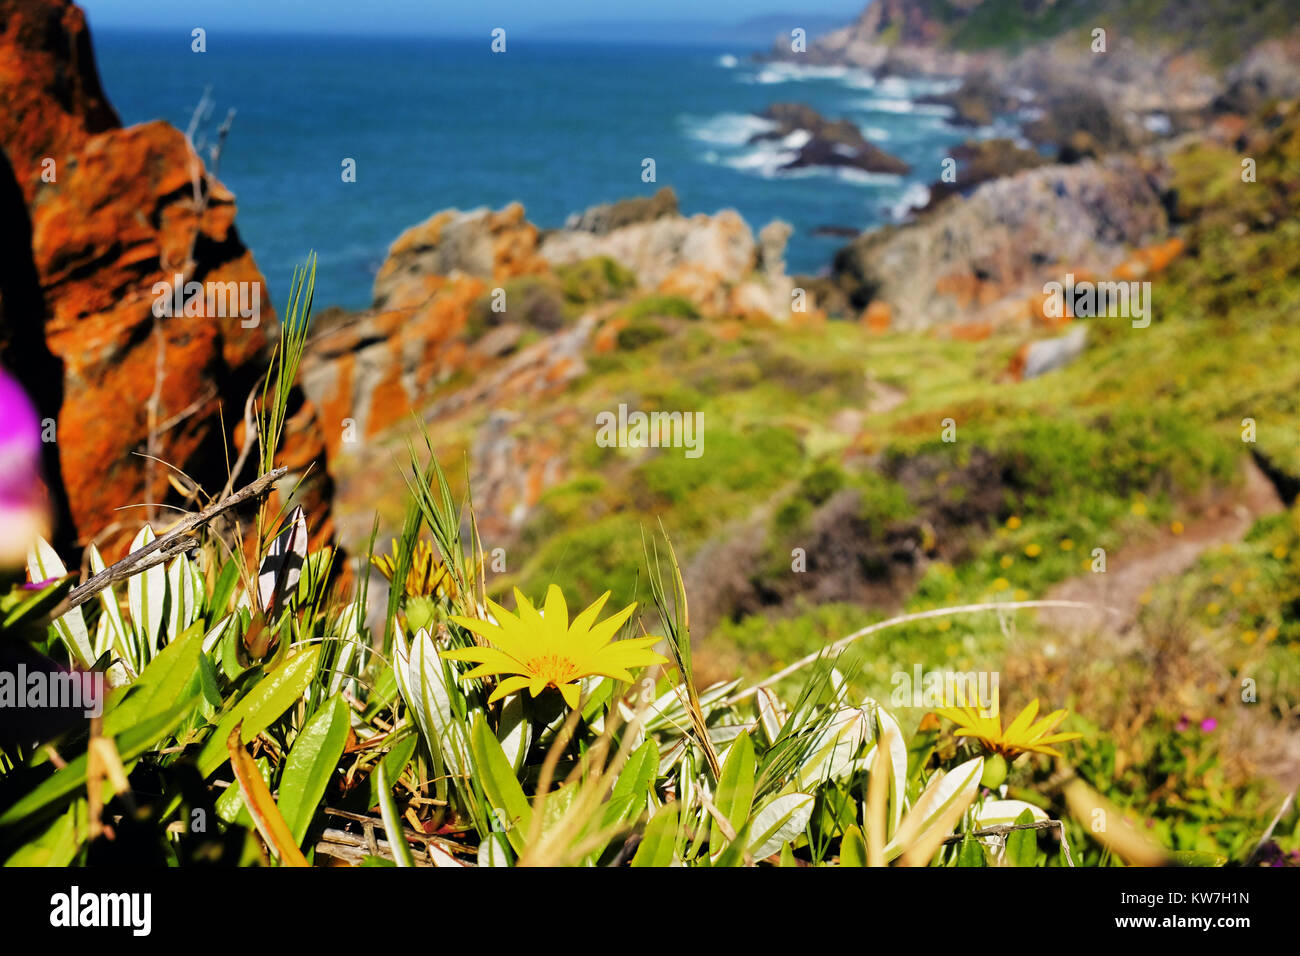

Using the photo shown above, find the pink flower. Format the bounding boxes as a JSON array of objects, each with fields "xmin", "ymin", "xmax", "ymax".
[
  {"xmin": 1199, "ymin": 717, "xmax": 1218, "ymax": 733},
  {"xmin": 0, "ymin": 366, "xmax": 49, "ymax": 568}
]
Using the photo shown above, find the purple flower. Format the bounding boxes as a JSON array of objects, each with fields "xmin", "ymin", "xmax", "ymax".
[
  {"xmin": 0, "ymin": 366, "xmax": 48, "ymax": 568},
  {"xmin": 1200, "ymin": 717, "xmax": 1218, "ymax": 733},
  {"xmin": 1175, "ymin": 715, "xmax": 1190, "ymax": 732}
]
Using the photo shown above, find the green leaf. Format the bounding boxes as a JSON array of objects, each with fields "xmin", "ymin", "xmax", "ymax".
[
  {"xmin": 604, "ymin": 737, "xmax": 658, "ymax": 825},
  {"xmin": 208, "ymin": 559, "xmax": 240, "ymax": 618},
  {"xmin": 87, "ymin": 544, "xmax": 126, "ymax": 663},
  {"xmin": 227, "ymin": 725, "xmax": 308, "ymax": 866},
  {"xmin": 1006, "ymin": 808, "xmax": 1039, "ymax": 867},
  {"xmin": 2, "ymin": 576, "xmax": 73, "ymax": 628},
  {"xmin": 375, "ymin": 759, "xmax": 416, "ymax": 867},
  {"xmin": 277, "ymin": 694, "xmax": 350, "ymax": 847},
  {"xmin": 125, "ymin": 525, "xmax": 166, "ymax": 660},
  {"xmin": 393, "ymin": 625, "xmax": 468, "ymax": 780},
  {"xmin": 25, "ymin": 536, "xmax": 92, "ymax": 668},
  {"xmin": 0, "ymin": 701, "xmax": 190, "ymax": 827},
  {"xmin": 749, "ymin": 792, "xmax": 815, "ymax": 861},
  {"xmin": 957, "ymin": 829, "xmax": 988, "ymax": 867},
  {"xmin": 369, "ymin": 732, "xmax": 418, "ymax": 809},
  {"xmin": 839, "ymin": 824, "xmax": 867, "ymax": 867},
  {"xmin": 216, "ymin": 756, "xmax": 271, "ymax": 827},
  {"xmin": 102, "ymin": 618, "xmax": 206, "ymax": 738},
  {"xmin": 469, "ymin": 713, "xmax": 533, "ymax": 855},
  {"xmin": 710, "ymin": 730, "xmax": 756, "ymax": 853},
  {"xmin": 197, "ymin": 646, "xmax": 322, "ymax": 777},
  {"xmin": 4, "ymin": 800, "xmax": 84, "ymax": 866},
  {"xmin": 631, "ymin": 802, "xmax": 680, "ymax": 867},
  {"xmin": 1170, "ymin": 849, "xmax": 1228, "ymax": 867}
]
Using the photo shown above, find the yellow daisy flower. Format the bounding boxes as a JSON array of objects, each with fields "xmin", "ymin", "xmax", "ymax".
[
  {"xmin": 442, "ymin": 585, "xmax": 667, "ymax": 709},
  {"xmin": 933, "ymin": 697, "xmax": 1083, "ymax": 759},
  {"xmin": 375, "ymin": 538, "xmax": 460, "ymax": 600}
]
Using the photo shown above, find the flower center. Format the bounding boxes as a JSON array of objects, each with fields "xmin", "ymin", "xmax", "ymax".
[{"xmin": 526, "ymin": 653, "xmax": 577, "ymax": 687}]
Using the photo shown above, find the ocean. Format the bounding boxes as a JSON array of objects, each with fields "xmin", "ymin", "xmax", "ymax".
[{"xmin": 93, "ymin": 30, "xmax": 996, "ymax": 310}]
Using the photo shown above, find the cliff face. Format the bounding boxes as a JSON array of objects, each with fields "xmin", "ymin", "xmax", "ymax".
[
  {"xmin": 0, "ymin": 0, "xmax": 328, "ymax": 555},
  {"xmin": 785, "ymin": 0, "xmax": 997, "ymax": 75}
]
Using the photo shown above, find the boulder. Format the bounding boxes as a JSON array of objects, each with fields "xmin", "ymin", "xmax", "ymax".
[
  {"xmin": 372, "ymin": 202, "xmax": 549, "ymax": 311},
  {"xmin": 0, "ymin": 0, "xmax": 329, "ymax": 555},
  {"xmin": 832, "ymin": 157, "xmax": 1171, "ymax": 330},
  {"xmin": 541, "ymin": 204, "xmax": 796, "ymax": 318},
  {"xmin": 752, "ymin": 102, "xmax": 910, "ymax": 176},
  {"xmin": 561, "ymin": 186, "xmax": 679, "ymax": 235},
  {"xmin": 922, "ymin": 137, "xmax": 1047, "ymax": 212}
]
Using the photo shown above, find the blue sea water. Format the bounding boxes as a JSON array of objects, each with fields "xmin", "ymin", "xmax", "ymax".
[{"xmin": 93, "ymin": 31, "xmax": 993, "ymax": 310}]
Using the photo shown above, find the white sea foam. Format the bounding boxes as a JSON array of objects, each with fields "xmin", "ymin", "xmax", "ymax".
[
  {"xmin": 780, "ymin": 129, "xmax": 812, "ymax": 149},
  {"xmin": 681, "ymin": 112, "xmax": 777, "ymax": 146},
  {"xmin": 720, "ymin": 143, "xmax": 800, "ymax": 177},
  {"xmin": 888, "ymin": 181, "xmax": 931, "ymax": 220},
  {"xmin": 717, "ymin": 54, "xmax": 738, "ymax": 68},
  {"xmin": 851, "ymin": 97, "xmax": 955, "ymax": 118}
]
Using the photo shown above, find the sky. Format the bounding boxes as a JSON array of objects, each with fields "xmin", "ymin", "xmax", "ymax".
[{"xmin": 79, "ymin": 0, "xmax": 868, "ymax": 38}]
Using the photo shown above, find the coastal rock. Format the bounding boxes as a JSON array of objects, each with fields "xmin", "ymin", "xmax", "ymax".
[
  {"xmin": 540, "ymin": 204, "xmax": 796, "ymax": 319},
  {"xmin": 778, "ymin": 0, "xmax": 996, "ymax": 76},
  {"xmin": 561, "ymin": 186, "xmax": 679, "ymax": 234},
  {"xmin": 0, "ymin": 0, "xmax": 317, "ymax": 555},
  {"xmin": 917, "ymin": 72, "xmax": 1019, "ymax": 128},
  {"xmin": 922, "ymin": 138, "xmax": 1047, "ymax": 211},
  {"xmin": 0, "ymin": 0, "xmax": 119, "ymax": 203},
  {"xmin": 752, "ymin": 102, "xmax": 910, "ymax": 175},
  {"xmin": 1214, "ymin": 37, "xmax": 1300, "ymax": 115},
  {"xmin": 372, "ymin": 202, "xmax": 549, "ymax": 311},
  {"xmin": 831, "ymin": 157, "xmax": 1171, "ymax": 330},
  {"xmin": 1021, "ymin": 85, "xmax": 1134, "ymax": 161}
]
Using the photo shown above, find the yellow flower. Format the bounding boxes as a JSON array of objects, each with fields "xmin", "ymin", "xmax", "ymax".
[
  {"xmin": 1131, "ymin": 500, "xmax": 1147, "ymax": 516},
  {"xmin": 1273, "ymin": 545, "xmax": 1289, "ymax": 560},
  {"xmin": 1024, "ymin": 543, "xmax": 1042, "ymax": 558},
  {"xmin": 1005, "ymin": 516, "xmax": 1021, "ymax": 530},
  {"xmin": 934, "ymin": 697, "xmax": 1083, "ymax": 759},
  {"xmin": 1000, "ymin": 554, "xmax": 1014, "ymax": 569},
  {"xmin": 375, "ymin": 538, "xmax": 459, "ymax": 600},
  {"xmin": 1170, "ymin": 521, "xmax": 1184, "ymax": 535},
  {"xmin": 993, "ymin": 577, "xmax": 1010, "ymax": 591},
  {"xmin": 442, "ymin": 585, "xmax": 667, "ymax": 709},
  {"xmin": 1059, "ymin": 538, "xmax": 1074, "ymax": 551}
]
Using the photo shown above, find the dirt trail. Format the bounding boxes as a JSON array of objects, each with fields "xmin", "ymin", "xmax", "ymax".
[{"xmin": 1040, "ymin": 458, "xmax": 1285, "ymax": 636}]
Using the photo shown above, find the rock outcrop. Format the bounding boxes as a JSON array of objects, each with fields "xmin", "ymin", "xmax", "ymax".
[
  {"xmin": 0, "ymin": 0, "xmax": 330, "ymax": 555},
  {"xmin": 372, "ymin": 202, "xmax": 549, "ymax": 311},
  {"xmin": 541, "ymin": 202, "xmax": 797, "ymax": 319},
  {"xmin": 561, "ymin": 186, "xmax": 680, "ymax": 234},
  {"xmin": 921, "ymin": 137, "xmax": 1047, "ymax": 212},
  {"xmin": 832, "ymin": 157, "xmax": 1173, "ymax": 330},
  {"xmin": 750, "ymin": 103, "xmax": 910, "ymax": 176},
  {"xmin": 781, "ymin": 0, "xmax": 997, "ymax": 76}
]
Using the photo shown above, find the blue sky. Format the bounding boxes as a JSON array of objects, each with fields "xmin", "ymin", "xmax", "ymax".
[{"xmin": 80, "ymin": 1, "xmax": 867, "ymax": 38}]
